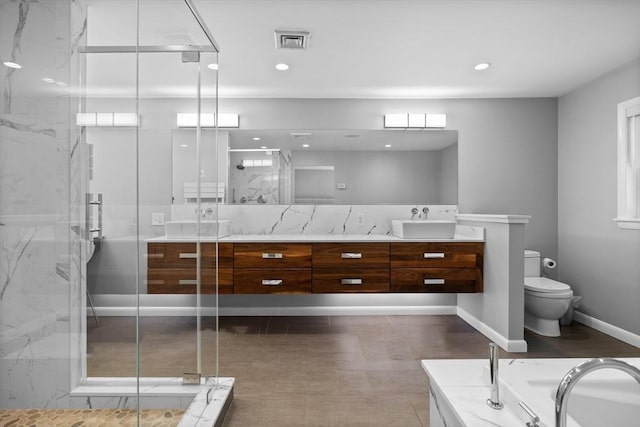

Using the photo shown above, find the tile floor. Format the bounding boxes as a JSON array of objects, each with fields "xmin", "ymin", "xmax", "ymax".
[{"xmin": 87, "ymin": 315, "xmax": 640, "ymax": 426}]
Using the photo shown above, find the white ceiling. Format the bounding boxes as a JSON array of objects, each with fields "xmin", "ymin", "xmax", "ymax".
[
  {"xmin": 197, "ymin": 0, "xmax": 640, "ymax": 98},
  {"xmin": 84, "ymin": 0, "xmax": 640, "ymax": 99}
]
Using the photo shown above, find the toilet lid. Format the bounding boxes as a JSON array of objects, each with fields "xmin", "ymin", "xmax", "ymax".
[{"xmin": 524, "ymin": 277, "xmax": 571, "ymax": 293}]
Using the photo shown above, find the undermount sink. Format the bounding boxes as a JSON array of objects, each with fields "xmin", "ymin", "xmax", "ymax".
[
  {"xmin": 391, "ymin": 220, "xmax": 456, "ymax": 239},
  {"xmin": 165, "ymin": 220, "xmax": 231, "ymax": 238}
]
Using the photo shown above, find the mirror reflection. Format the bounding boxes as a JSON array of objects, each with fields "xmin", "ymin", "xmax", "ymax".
[{"xmin": 172, "ymin": 129, "xmax": 458, "ymax": 205}]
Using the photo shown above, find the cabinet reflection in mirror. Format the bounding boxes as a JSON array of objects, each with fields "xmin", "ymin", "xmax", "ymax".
[{"xmin": 171, "ymin": 129, "xmax": 458, "ymax": 205}]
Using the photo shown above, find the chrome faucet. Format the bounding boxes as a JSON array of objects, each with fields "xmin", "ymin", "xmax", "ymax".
[
  {"xmin": 411, "ymin": 207, "xmax": 419, "ymax": 219},
  {"xmin": 555, "ymin": 358, "xmax": 640, "ymax": 427},
  {"xmin": 421, "ymin": 206, "xmax": 430, "ymax": 219},
  {"xmin": 486, "ymin": 342, "xmax": 503, "ymax": 409}
]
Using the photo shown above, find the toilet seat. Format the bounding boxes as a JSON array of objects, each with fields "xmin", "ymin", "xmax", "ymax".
[{"xmin": 524, "ymin": 277, "xmax": 573, "ymax": 299}]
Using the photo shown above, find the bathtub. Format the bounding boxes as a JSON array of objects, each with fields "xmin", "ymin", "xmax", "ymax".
[{"xmin": 422, "ymin": 357, "xmax": 640, "ymax": 427}]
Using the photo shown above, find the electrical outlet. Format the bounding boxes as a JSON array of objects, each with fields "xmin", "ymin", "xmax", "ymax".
[{"xmin": 151, "ymin": 212, "xmax": 165, "ymax": 226}]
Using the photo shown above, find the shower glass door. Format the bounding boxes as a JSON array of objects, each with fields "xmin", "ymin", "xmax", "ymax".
[{"xmin": 79, "ymin": 0, "xmax": 221, "ymax": 420}]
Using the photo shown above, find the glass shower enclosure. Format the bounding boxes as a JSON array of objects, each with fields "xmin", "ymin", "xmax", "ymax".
[{"xmin": 1, "ymin": 0, "xmax": 225, "ymax": 424}]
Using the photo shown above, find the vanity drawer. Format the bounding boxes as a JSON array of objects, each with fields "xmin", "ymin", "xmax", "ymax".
[
  {"xmin": 147, "ymin": 268, "xmax": 233, "ymax": 294},
  {"xmin": 234, "ymin": 269, "xmax": 312, "ymax": 294},
  {"xmin": 312, "ymin": 243, "xmax": 389, "ymax": 268},
  {"xmin": 234, "ymin": 243, "xmax": 312, "ymax": 268},
  {"xmin": 147, "ymin": 242, "xmax": 233, "ymax": 269},
  {"xmin": 391, "ymin": 268, "xmax": 481, "ymax": 293},
  {"xmin": 390, "ymin": 242, "xmax": 483, "ymax": 268},
  {"xmin": 312, "ymin": 269, "xmax": 390, "ymax": 293}
]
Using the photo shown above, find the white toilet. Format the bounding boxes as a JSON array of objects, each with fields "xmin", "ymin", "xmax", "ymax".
[{"xmin": 524, "ymin": 250, "xmax": 573, "ymax": 337}]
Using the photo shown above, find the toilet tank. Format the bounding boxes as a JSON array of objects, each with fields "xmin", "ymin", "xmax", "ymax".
[{"xmin": 524, "ymin": 250, "xmax": 541, "ymax": 277}]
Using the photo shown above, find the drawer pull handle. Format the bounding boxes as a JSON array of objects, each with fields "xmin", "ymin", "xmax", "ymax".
[
  {"xmin": 262, "ymin": 253, "xmax": 283, "ymax": 259},
  {"xmin": 424, "ymin": 278, "xmax": 445, "ymax": 285},
  {"xmin": 341, "ymin": 252, "xmax": 362, "ymax": 259},
  {"xmin": 146, "ymin": 279, "xmax": 164, "ymax": 285},
  {"xmin": 146, "ymin": 253, "xmax": 164, "ymax": 259},
  {"xmin": 179, "ymin": 253, "xmax": 198, "ymax": 259},
  {"xmin": 179, "ymin": 279, "xmax": 198, "ymax": 285},
  {"xmin": 423, "ymin": 252, "xmax": 445, "ymax": 259},
  {"xmin": 341, "ymin": 278, "xmax": 363, "ymax": 285},
  {"xmin": 262, "ymin": 279, "xmax": 283, "ymax": 286}
]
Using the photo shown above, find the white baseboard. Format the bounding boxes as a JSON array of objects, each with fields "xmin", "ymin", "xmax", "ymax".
[
  {"xmin": 90, "ymin": 305, "xmax": 457, "ymax": 317},
  {"xmin": 574, "ymin": 311, "xmax": 640, "ymax": 348},
  {"xmin": 456, "ymin": 307, "xmax": 528, "ymax": 353}
]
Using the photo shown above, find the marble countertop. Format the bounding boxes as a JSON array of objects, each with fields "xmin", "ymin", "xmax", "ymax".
[
  {"xmin": 146, "ymin": 233, "xmax": 484, "ymax": 243},
  {"xmin": 422, "ymin": 357, "xmax": 640, "ymax": 427}
]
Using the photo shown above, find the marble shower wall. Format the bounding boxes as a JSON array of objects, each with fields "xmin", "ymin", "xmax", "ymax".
[{"xmin": 0, "ymin": 0, "xmax": 86, "ymax": 408}]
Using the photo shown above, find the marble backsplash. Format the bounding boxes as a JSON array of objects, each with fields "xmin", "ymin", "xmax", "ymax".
[{"xmin": 171, "ymin": 203, "xmax": 458, "ymax": 235}]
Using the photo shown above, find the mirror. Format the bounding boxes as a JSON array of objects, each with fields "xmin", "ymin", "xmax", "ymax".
[{"xmin": 172, "ymin": 129, "xmax": 458, "ymax": 205}]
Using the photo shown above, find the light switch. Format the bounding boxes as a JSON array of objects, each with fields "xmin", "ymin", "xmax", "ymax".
[{"xmin": 151, "ymin": 213, "xmax": 165, "ymax": 226}]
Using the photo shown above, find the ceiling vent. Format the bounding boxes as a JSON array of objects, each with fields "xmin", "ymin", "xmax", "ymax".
[{"xmin": 275, "ymin": 30, "xmax": 310, "ymax": 50}]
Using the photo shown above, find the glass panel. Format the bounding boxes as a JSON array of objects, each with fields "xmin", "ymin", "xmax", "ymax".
[
  {"xmin": 84, "ymin": 0, "xmax": 215, "ymax": 48},
  {"xmin": 1, "ymin": 0, "xmax": 219, "ymax": 423}
]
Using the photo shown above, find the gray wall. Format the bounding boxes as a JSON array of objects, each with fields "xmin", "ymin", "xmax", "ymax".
[
  {"xmin": 221, "ymin": 98, "xmax": 559, "ymax": 256},
  {"xmin": 558, "ymin": 58, "xmax": 640, "ymax": 335},
  {"xmin": 292, "ymin": 150, "xmax": 450, "ymax": 204},
  {"xmin": 439, "ymin": 143, "xmax": 458, "ymax": 205}
]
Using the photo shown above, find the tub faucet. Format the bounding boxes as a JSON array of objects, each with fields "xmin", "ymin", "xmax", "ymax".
[
  {"xmin": 486, "ymin": 342, "xmax": 503, "ymax": 409},
  {"xmin": 555, "ymin": 358, "xmax": 640, "ymax": 427}
]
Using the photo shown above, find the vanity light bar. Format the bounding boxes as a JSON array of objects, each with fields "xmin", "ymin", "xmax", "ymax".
[
  {"xmin": 384, "ymin": 113, "xmax": 447, "ymax": 129},
  {"xmin": 76, "ymin": 113, "xmax": 139, "ymax": 127},
  {"xmin": 176, "ymin": 113, "xmax": 239, "ymax": 128}
]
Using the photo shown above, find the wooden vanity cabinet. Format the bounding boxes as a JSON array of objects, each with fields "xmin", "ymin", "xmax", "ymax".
[
  {"xmin": 146, "ymin": 242, "xmax": 234, "ymax": 294},
  {"xmin": 147, "ymin": 240, "xmax": 483, "ymax": 294},
  {"xmin": 390, "ymin": 242, "xmax": 483, "ymax": 293},
  {"xmin": 312, "ymin": 243, "xmax": 390, "ymax": 293},
  {"xmin": 233, "ymin": 243, "xmax": 312, "ymax": 294}
]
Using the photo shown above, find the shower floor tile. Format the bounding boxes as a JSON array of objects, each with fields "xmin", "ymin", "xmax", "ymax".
[{"xmin": 0, "ymin": 408, "xmax": 184, "ymax": 426}]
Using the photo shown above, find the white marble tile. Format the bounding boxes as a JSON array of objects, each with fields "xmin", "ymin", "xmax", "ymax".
[
  {"xmin": 171, "ymin": 203, "xmax": 458, "ymax": 236},
  {"xmin": 0, "ymin": 0, "xmax": 86, "ymax": 409},
  {"xmin": 179, "ymin": 378, "xmax": 234, "ymax": 427}
]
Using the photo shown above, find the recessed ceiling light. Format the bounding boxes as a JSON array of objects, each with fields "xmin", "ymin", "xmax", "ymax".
[
  {"xmin": 275, "ymin": 63, "xmax": 290, "ymax": 71},
  {"xmin": 207, "ymin": 63, "xmax": 219, "ymax": 70},
  {"xmin": 260, "ymin": 146, "xmax": 267, "ymax": 149},
  {"xmin": 180, "ymin": 144, "xmax": 188, "ymax": 148},
  {"xmin": 55, "ymin": 81, "xmax": 68, "ymax": 86},
  {"xmin": 302, "ymin": 144, "xmax": 310, "ymax": 148},
  {"xmin": 474, "ymin": 62, "xmax": 491, "ymax": 71},
  {"xmin": 253, "ymin": 137, "xmax": 261, "ymax": 141},
  {"xmin": 42, "ymin": 77, "xmax": 55, "ymax": 83},
  {"xmin": 385, "ymin": 144, "xmax": 392, "ymax": 148},
  {"xmin": 3, "ymin": 61, "xmax": 21, "ymax": 69}
]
